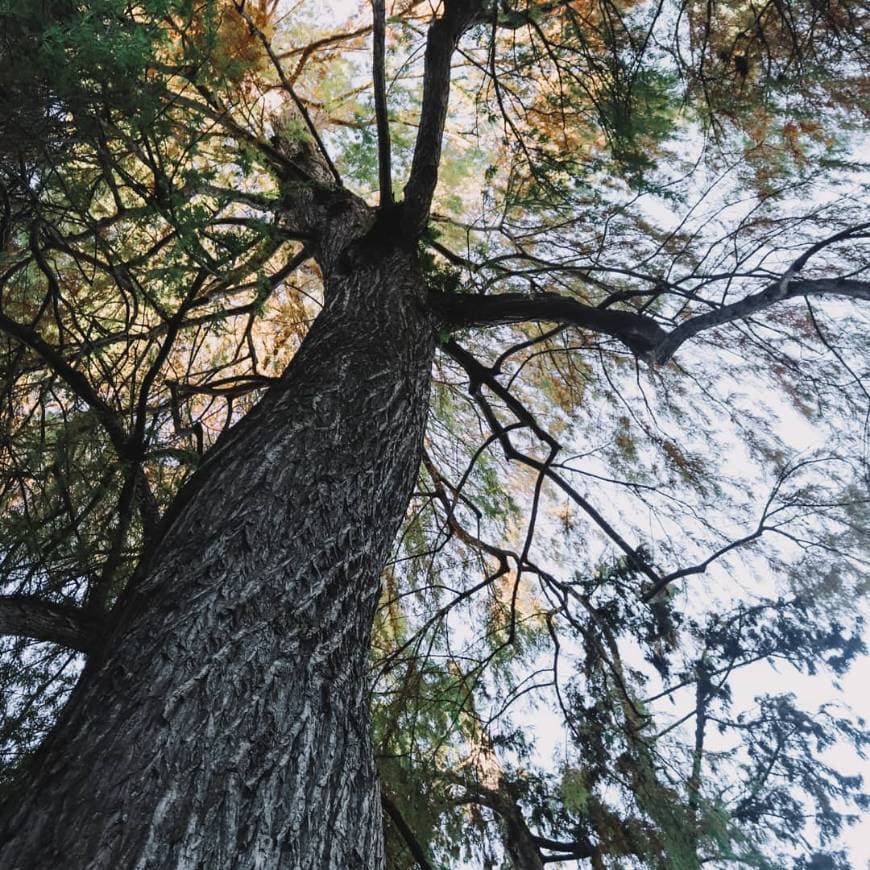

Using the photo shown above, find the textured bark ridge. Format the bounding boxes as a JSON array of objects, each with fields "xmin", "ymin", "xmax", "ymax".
[{"xmin": 0, "ymin": 236, "xmax": 435, "ymax": 868}]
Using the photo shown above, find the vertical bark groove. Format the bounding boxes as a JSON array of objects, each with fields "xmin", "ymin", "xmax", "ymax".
[{"xmin": 0, "ymin": 244, "xmax": 435, "ymax": 870}]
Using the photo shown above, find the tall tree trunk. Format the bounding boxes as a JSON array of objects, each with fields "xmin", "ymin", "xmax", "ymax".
[{"xmin": 0, "ymin": 244, "xmax": 434, "ymax": 869}]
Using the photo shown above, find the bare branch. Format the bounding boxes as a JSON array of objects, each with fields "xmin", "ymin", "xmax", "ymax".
[
  {"xmin": 444, "ymin": 340, "xmax": 661, "ymax": 585},
  {"xmin": 654, "ymin": 277, "xmax": 870, "ymax": 364},
  {"xmin": 431, "ymin": 273, "xmax": 869, "ymax": 364},
  {"xmin": 430, "ymin": 290, "xmax": 667, "ymax": 356}
]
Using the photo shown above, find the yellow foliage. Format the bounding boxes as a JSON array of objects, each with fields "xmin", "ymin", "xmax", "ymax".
[
  {"xmin": 215, "ymin": 1, "xmax": 273, "ymax": 82},
  {"xmin": 170, "ymin": 0, "xmax": 274, "ymax": 84}
]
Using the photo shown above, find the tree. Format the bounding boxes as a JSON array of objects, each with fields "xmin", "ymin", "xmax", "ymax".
[{"xmin": 0, "ymin": 0, "xmax": 867, "ymax": 867}]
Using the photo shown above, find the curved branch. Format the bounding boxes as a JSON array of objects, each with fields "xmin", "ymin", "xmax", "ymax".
[
  {"xmin": 533, "ymin": 834, "xmax": 595, "ymax": 861},
  {"xmin": 0, "ymin": 596, "xmax": 102, "ymax": 653},
  {"xmin": 641, "ymin": 524, "xmax": 768, "ymax": 602},
  {"xmin": 443, "ymin": 340, "xmax": 661, "ymax": 585},
  {"xmin": 430, "ymin": 290, "xmax": 667, "ymax": 356},
  {"xmin": 653, "ymin": 277, "xmax": 870, "ymax": 363},
  {"xmin": 453, "ymin": 778, "xmax": 550, "ymax": 869},
  {"xmin": 431, "ymin": 275, "xmax": 869, "ymax": 364}
]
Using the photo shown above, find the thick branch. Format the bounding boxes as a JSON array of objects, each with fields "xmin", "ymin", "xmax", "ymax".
[
  {"xmin": 455, "ymin": 779, "xmax": 545, "ymax": 869},
  {"xmin": 430, "ymin": 290, "xmax": 667, "ymax": 356},
  {"xmin": 654, "ymin": 277, "xmax": 870, "ymax": 363},
  {"xmin": 403, "ymin": 0, "xmax": 486, "ymax": 235},
  {"xmin": 533, "ymin": 834, "xmax": 595, "ymax": 860},
  {"xmin": 372, "ymin": 0, "xmax": 393, "ymax": 206},
  {"xmin": 0, "ymin": 596, "xmax": 102, "ymax": 653},
  {"xmin": 432, "ymin": 276, "xmax": 869, "ymax": 363}
]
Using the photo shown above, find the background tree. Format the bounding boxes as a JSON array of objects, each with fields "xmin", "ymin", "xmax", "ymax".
[{"xmin": 0, "ymin": 0, "xmax": 867, "ymax": 867}]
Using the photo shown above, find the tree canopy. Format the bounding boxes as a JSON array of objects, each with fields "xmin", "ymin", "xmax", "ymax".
[{"xmin": 0, "ymin": 0, "xmax": 868, "ymax": 867}]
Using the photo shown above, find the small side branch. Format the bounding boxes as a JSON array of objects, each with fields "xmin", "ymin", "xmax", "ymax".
[
  {"xmin": 233, "ymin": 1, "xmax": 342, "ymax": 185},
  {"xmin": 0, "ymin": 596, "xmax": 103, "ymax": 653},
  {"xmin": 444, "ymin": 340, "xmax": 661, "ymax": 586}
]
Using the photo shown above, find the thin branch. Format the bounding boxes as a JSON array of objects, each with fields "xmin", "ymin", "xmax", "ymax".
[
  {"xmin": 641, "ymin": 525, "xmax": 768, "ymax": 602},
  {"xmin": 381, "ymin": 792, "xmax": 435, "ymax": 870},
  {"xmin": 655, "ymin": 277, "xmax": 870, "ymax": 363},
  {"xmin": 444, "ymin": 340, "xmax": 661, "ymax": 585},
  {"xmin": 0, "ymin": 311, "xmax": 129, "ymax": 453},
  {"xmin": 232, "ymin": 2, "xmax": 342, "ymax": 185}
]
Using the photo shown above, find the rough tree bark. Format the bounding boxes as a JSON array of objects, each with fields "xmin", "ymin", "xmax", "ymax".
[
  {"xmin": 0, "ymin": 0, "xmax": 487, "ymax": 861},
  {"xmin": 0, "ymin": 199, "xmax": 435, "ymax": 868}
]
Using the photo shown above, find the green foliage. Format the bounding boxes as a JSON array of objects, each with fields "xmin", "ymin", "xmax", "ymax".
[
  {"xmin": 336, "ymin": 113, "xmax": 380, "ymax": 190},
  {"xmin": 559, "ymin": 766, "xmax": 590, "ymax": 815}
]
